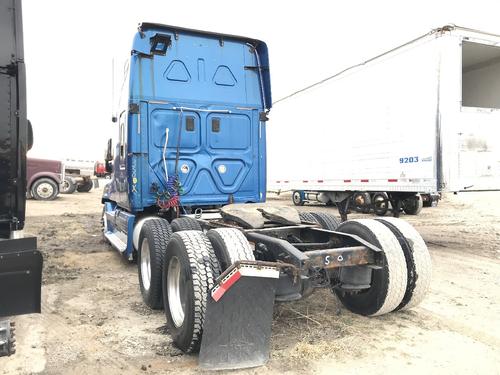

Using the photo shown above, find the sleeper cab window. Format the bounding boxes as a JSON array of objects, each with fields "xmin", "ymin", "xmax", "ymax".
[
  {"xmin": 186, "ymin": 116, "xmax": 195, "ymax": 132},
  {"xmin": 212, "ymin": 117, "xmax": 220, "ymax": 133}
]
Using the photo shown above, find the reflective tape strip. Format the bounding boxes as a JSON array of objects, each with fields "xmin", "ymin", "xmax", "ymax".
[
  {"xmin": 212, "ymin": 268, "xmax": 241, "ymax": 302},
  {"xmin": 211, "ymin": 265, "xmax": 280, "ymax": 302}
]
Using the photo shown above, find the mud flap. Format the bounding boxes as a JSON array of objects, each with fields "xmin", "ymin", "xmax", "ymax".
[
  {"xmin": 0, "ymin": 237, "xmax": 42, "ymax": 317},
  {"xmin": 199, "ymin": 264, "xmax": 279, "ymax": 370}
]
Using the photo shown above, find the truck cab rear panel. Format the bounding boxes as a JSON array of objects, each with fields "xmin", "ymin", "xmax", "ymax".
[{"xmin": 105, "ymin": 24, "xmax": 272, "ymax": 213}]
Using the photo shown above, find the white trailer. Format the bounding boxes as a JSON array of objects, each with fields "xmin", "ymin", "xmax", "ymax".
[{"xmin": 267, "ymin": 25, "xmax": 500, "ymax": 217}]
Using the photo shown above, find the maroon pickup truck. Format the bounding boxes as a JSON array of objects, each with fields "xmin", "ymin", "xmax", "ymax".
[{"xmin": 27, "ymin": 158, "xmax": 63, "ymax": 201}]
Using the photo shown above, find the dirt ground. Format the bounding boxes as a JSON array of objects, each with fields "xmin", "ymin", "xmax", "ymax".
[{"xmin": 1, "ymin": 185, "xmax": 499, "ymax": 375}]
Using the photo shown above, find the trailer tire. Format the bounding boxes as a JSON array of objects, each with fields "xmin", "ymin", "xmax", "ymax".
[
  {"xmin": 60, "ymin": 177, "xmax": 76, "ymax": 194},
  {"xmin": 163, "ymin": 231, "xmax": 221, "ymax": 352},
  {"xmin": 352, "ymin": 192, "xmax": 371, "ymax": 214},
  {"xmin": 309, "ymin": 212, "xmax": 340, "ymax": 231},
  {"xmin": 298, "ymin": 211, "xmax": 319, "ymax": 223},
  {"xmin": 292, "ymin": 191, "xmax": 304, "ymax": 206},
  {"xmin": 376, "ymin": 217, "xmax": 432, "ymax": 310},
  {"xmin": 402, "ymin": 194, "xmax": 423, "ymax": 215},
  {"xmin": 31, "ymin": 178, "xmax": 59, "ymax": 201},
  {"xmin": 138, "ymin": 218, "xmax": 172, "ymax": 309},
  {"xmin": 171, "ymin": 217, "xmax": 202, "ymax": 232},
  {"xmin": 334, "ymin": 219, "xmax": 407, "ymax": 316},
  {"xmin": 207, "ymin": 228, "xmax": 255, "ymax": 271},
  {"xmin": 372, "ymin": 192, "xmax": 389, "ymax": 216},
  {"xmin": 76, "ymin": 179, "xmax": 93, "ymax": 193}
]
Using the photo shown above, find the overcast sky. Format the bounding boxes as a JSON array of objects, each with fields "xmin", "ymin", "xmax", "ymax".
[{"xmin": 23, "ymin": 0, "xmax": 500, "ymax": 161}]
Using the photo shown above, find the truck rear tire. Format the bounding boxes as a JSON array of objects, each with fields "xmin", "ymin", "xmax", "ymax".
[
  {"xmin": 138, "ymin": 218, "xmax": 172, "ymax": 309},
  {"xmin": 31, "ymin": 178, "xmax": 59, "ymax": 201},
  {"xmin": 402, "ymin": 194, "xmax": 423, "ymax": 215},
  {"xmin": 207, "ymin": 228, "xmax": 255, "ymax": 271},
  {"xmin": 60, "ymin": 177, "xmax": 76, "ymax": 194},
  {"xmin": 334, "ymin": 219, "xmax": 408, "ymax": 316},
  {"xmin": 298, "ymin": 211, "xmax": 319, "ymax": 223},
  {"xmin": 309, "ymin": 212, "xmax": 340, "ymax": 231},
  {"xmin": 372, "ymin": 192, "xmax": 389, "ymax": 216},
  {"xmin": 76, "ymin": 179, "xmax": 93, "ymax": 193},
  {"xmin": 376, "ymin": 217, "xmax": 432, "ymax": 310},
  {"xmin": 292, "ymin": 191, "xmax": 304, "ymax": 206},
  {"xmin": 171, "ymin": 217, "xmax": 202, "ymax": 232},
  {"xmin": 163, "ymin": 231, "xmax": 221, "ymax": 352}
]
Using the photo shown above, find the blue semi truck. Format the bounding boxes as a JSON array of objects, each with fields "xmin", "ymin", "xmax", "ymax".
[{"xmin": 101, "ymin": 23, "xmax": 432, "ymax": 370}]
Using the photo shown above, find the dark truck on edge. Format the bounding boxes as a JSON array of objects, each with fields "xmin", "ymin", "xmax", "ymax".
[{"xmin": 0, "ymin": 0, "xmax": 43, "ymax": 357}]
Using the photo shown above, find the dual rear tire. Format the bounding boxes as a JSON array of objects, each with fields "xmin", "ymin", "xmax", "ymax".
[
  {"xmin": 334, "ymin": 218, "xmax": 431, "ymax": 315},
  {"xmin": 142, "ymin": 223, "xmax": 254, "ymax": 353}
]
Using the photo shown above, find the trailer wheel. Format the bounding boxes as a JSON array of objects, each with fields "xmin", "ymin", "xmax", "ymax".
[
  {"xmin": 31, "ymin": 178, "xmax": 59, "ymax": 201},
  {"xmin": 376, "ymin": 217, "xmax": 432, "ymax": 310},
  {"xmin": 76, "ymin": 179, "xmax": 93, "ymax": 193},
  {"xmin": 402, "ymin": 194, "xmax": 423, "ymax": 215},
  {"xmin": 138, "ymin": 218, "xmax": 172, "ymax": 309},
  {"xmin": 292, "ymin": 191, "xmax": 304, "ymax": 206},
  {"xmin": 171, "ymin": 217, "xmax": 202, "ymax": 232},
  {"xmin": 309, "ymin": 212, "xmax": 340, "ymax": 231},
  {"xmin": 163, "ymin": 231, "xmax": 221, "ymax": 352},
  {"xmin": 352, "ymin": 192, "xmax": 371, "ymax": 214},
  {"xmin": 207, "ymin": 228, "xmax": 255, "ymax": 271},
  {"xmin": 334, "ymin": 219, "xmax": 407, "ymax": 316},
  {"xmin": 372, "ymin": 192, "xmax": 389, "ymax": 216},
  {"xmin": 60, "ymin": 177, "xmax": 76, "ymax": 194},
  {"xmin": 298, "ymin": 211, "xmax": 319, "ymax": 223}
]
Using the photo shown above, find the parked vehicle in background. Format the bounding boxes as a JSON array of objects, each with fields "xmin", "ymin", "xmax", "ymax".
[
  {"xmin": 61, "ymin": 159, "xmax": 99, "ymax": 194},
  {"xmin": 94, "ymin": 161, "xmax": 110, "ymax": 178},
  {"xmin": 26, "ymin": 158, "xmax": 63, "ymax": 201},
  {"xmin": 268, "ymin": 25, "xmax": 500, "ymax": 219},
  {"xmin": 291, "ymin": 190, "xmax": 440, "ymax": 215},
  {"xmin": 0, "ymin": 0, "xmax": 43, "ymax": 357}
]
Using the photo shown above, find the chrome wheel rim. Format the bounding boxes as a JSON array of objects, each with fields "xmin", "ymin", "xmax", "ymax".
[
  {"xmin": 61, "ymin": 180, "xmax": 70, "ymax": 192},
  {"xmin": 374, "ymin": 196, "xmax": 387, "ymax": 209},
  {"xmin": 293, "ymin": 192, "xmax": 301, "ymax": 204},
  {"xmin": 167, "ymin": 256, "xmax": 185, "ymax": 328},
  {"xmin": 140, "ymin": 239, "xmax": 151, "ymax": 291},
  {"xmin": 36, "ymin": 183, "xmax": 54, "ymax": 199}
]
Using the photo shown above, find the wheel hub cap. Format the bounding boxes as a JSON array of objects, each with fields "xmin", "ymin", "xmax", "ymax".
[{"xmin": 36, "ymin": 183, "xmax": 54, "ymax": 199}]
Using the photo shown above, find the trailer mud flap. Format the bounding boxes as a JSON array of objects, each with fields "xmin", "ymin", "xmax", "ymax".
[
  {"xmin": 0, "ymin": 237, "xmax": 42, "ymax": 317},
  {"xmin": 199, "ymin": 264, "xmax": 280, "ymax": 370}
]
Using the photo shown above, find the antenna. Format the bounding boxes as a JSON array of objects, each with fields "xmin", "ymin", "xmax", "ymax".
[{"xmin": 111, "ymin": 58, "xmax": 115, "ymax": 122}]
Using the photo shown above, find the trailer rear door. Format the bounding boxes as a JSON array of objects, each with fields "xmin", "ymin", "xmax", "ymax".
[{"xmin": 448, "ymin": 40, "xmax": 500, "ymax": 191}]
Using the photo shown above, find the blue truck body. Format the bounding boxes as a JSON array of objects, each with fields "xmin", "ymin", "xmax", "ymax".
[
  {"xmin": 103, "ymin": 23, "xmax": 271, "ymax": 257},
  {"xmin": 104, "ymin": 24, "xmax": 271, "ymax": 211}
]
